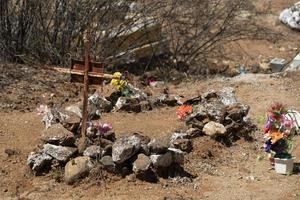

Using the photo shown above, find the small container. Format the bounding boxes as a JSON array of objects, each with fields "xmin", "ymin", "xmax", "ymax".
[{"xmin": 274, "ymin": 157, "xmax": 294, "ymax": 175}]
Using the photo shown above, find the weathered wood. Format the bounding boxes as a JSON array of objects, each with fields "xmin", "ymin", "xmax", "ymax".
[
  {"xmin": 53, "ymin": 67, "xmax": 115, "ymax": 79},
  {"xmin": 78, "ymin": 38, "xmax": 91, "ymax": 154}
]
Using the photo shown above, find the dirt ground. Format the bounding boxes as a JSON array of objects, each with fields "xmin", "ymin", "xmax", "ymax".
[{"xmin": 1, "ymin": 0, "xmax": 300, "ymax": 200}]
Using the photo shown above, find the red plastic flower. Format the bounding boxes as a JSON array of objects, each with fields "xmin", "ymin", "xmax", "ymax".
[{"xmin": 176, "ymin": 105, "xmax": 193, "ymax": 120}]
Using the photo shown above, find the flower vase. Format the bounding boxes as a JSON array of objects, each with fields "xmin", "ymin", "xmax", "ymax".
[{"xmin": 274, "ymin": 157, "xmax": 294, "ymax": 175}]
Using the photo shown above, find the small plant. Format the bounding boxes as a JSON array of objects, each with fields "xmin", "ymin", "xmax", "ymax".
[{"xmin": 263, "ymin": 103, "xmax": 296, "ymax": 162}]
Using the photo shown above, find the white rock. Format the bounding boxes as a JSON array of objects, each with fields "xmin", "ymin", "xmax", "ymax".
[{"xmin": 203, "ymin": 122, "xmax": 227, "ymax": 136}]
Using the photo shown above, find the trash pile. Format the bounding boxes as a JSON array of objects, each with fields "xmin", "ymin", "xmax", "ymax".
[
  {"xmin": 279, "ymin": 2, "xmax": 300, "ymax": 30},
  {"xmin": 181, "ymin": 87, "xmax": 256, "ymax": 144}
]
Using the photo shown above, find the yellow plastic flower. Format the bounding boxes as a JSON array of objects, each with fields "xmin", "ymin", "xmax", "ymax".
[{"xmin": 110, "ymin": 72, "xmax": 127, "ymax": 91}]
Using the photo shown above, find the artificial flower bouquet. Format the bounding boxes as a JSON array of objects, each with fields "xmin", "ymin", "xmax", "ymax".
[{"xmin": 263, "ymin": 103, "xmax": 296, "ymax": 163}]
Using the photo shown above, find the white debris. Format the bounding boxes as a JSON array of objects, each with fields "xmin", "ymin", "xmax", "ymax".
[{"xmin": 279, "ymin": 2, "xmax": 300, "ymax": 30}]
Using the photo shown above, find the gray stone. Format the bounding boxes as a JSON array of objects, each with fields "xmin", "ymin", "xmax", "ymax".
[
  {"xmin": 171, "ymin": 139, "xmax": 192, "ymax": 153},
  {"xmin": 83, "ymin": 145, "xmax": 102, "ymax": 159},
  {"xmin": 139, "ymin": 101, "xmax": 152, "ymax": 111},
  {"xmin": 41, "ymin": 123, "xmax": 75, "ymax": 146},
  {"xmin": 43, "ymin": 144, "xmax": 77, "ymax": 162},
  {"xmin": 100, "ymin": 156, "xmax": 115, "ymax": 172},
  {"xmin": 148, "ymin": 137, "xmax": 170, "ymax": 154},
  {"xmin": 61, "ymin": 111, "xmax": 81, "ymax": 133},
  {"xmin": 170, "ymin": 132, "xmax": 189, "ymax": 141},
  {"xmin": 150, "ymin": 152, "xmax": 173, "ymax": 168},
  {"xmin": 168, "ymin": 148, "xmax": 184, "ymax": 165},
  {"xmin": 64, "ymin": 156, "xmax": 93, "ymax": 184},
  {"xmin": 186, "ymin": 128, "xmax": 202, "ymax": 138},
  {"xmin": 133, "ymin": 154, "xmax": 152, "ymax": 174},
  {"xmin": 203, "ymin": 122, "xmax": 227, "ymax": 136},
  {"xmin": 226, "ymin": 103, "xmax": 249, "ymax": 121},
  {"xmin": 27, "ymin": 152, "xmax": 52, "ymax": 172},
  {"xmin": 269, "ymin": 58, "xmax": 287, "ymax": 73},
  {"xmin": 112, "ymin": 135, "xmax": 141, "ymax": 164},
  {"xmin": 219, "ymin": 87, "xmax": 237, "ymax": 106}
]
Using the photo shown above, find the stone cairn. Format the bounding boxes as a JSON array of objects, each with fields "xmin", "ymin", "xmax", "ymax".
[{"xmin": 27, "ymin": 87, "xmax": 256, "ymax": 184}]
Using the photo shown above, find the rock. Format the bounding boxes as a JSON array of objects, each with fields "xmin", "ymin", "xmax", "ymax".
[
  {"xmin": 102, "ymin": 145, "xmax": 112, "ymax": 157},
  {"xmin": 43, "ymin": 144, "xmax": 77, "ymax": 162},
  {"xmin": 132, "ymin": 132, "xmax": 151, "ymax": 145},
  {"xmin": 185, "ymin": 111, "xmax": 209, "ymax": 129},
  {"xmin": 140, "ymin": 144, "xmax": 151, "ymax": 156},
  {"xmin": 154, "ymin": 94, "xmax": 178, "ymax": 107},
  {"xmin": 27, "ymin": 152, "xmax": 52, "ymax": 172},
  {"xmin": 170, "ymin": 132, "xmax": 189, "ymax": 141},
  {"xmin": 150, "ymin": 152, "xmax": 173, "ymax": 168},
  {"xmin": 61, "ymin": 111, "xmax": 81, "ymax": 133},
  {"xmin": 139, "ymin": 101, "xmax": 152, "ymax": 111},
  {"xmin": 112, "ymin": 135, "xmax": 141, "ymax": 164},
  {"xmin": 103, "ymin": 131, "xmax": 116, "ymax": 142},
  {"xmin": 219, "ymin": 87, "xmax": 237, "ymax": 106},
  {"xmin": 88, "ymin": 93, "xmax": 112, "ymax": 113},
  {"xmin": 4, "ymin": 148, "xmax": 19, "ymax": 157},
  {"xmin": 65, "ymin": 103, "xmax": 82, "ymax": 118},
  {"xmin": 203, "ymin": 122, "xmax": 227, "ymax": 136},
  {"xmin": 64, "ymin": 156, "xmax": 93, "ymax": 184},
  {"xmin": 171, "ymin": 139, "xmax": 192, "ymax": 153},
  {"xmin": 83, "ymin": 145, "xmax": 102, "ymax": 159},
  {"xmin": 203, "ymin": 102, "xmax": 226, "ymax": 123},
  {"xmin": 201, "ymin": 90, "xmax": 218, "ymax": 101},
  {"xmin": 99, "ymin": 138, "xmax": 114, "ymax": 148},
  {"xmin": 168, "ymin": 148, "xmax": 184, "ymax": 165},
  {"xmin": 225, "ymin": 103, "xmax": 249, "ymax": 122},
  {"xmin": 100, "ymin": 156, "xmax": 115, "ymax": 172},
  {"xmin": 269, "ymin": 58, "xmax": 287, "ymax": 73},
  {"xmin": 41, "ymin": 123, "xmax": 75, "ymax": 146},
  {"xmin": 133, "ymin": 154, "xmax": 152, "ymax": 174},
  {"xmin": 115, "ymin": 97, "xmax": 141, "ymax": 113},
  {"xmin": 148, "ymin": 137, "xmax": 170, "ymax": 154},
  {"xmin": 186, "ymin": 128, "xmax": 202, "ymax": 138}
]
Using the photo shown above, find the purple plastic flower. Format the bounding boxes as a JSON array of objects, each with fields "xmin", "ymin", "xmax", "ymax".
[
  {"xmin": 263, "ymin": 117, "xmax": 273, "ymax": 134},
  {"xmin": 264, "ymin": 140, "xmax": 272, "ymax": 153},
  {"xmin": 98, "ymin": 123, "xmax": 113, "ymax": 135}
]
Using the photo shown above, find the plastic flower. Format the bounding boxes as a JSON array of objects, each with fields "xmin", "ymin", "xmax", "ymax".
[
  {"xmin": 110, "ymin": 72, "xmax": 128, "ymax": 91},
  {"xmin": 263, "ymin": 117, "xmax": 273, "ymax": 134},
  {"xmin": 264, "ymin": 140, "xmax": 272, "ymax": 153},
  {"xmin": 98, "ymin": 123, "xmax": 113, "ymax": 135},
  {"xmin": 269, "ymin": 131, "xmax": 283, "ymax": 144},
  {"xmin": 176, "ymin": 105, "xmax": 193, "ymax": 120}
]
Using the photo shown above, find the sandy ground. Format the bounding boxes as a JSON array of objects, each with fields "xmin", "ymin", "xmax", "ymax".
[{"xmin": 1, "ymin": 71, "xmax": 300, "ymax": 200}]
